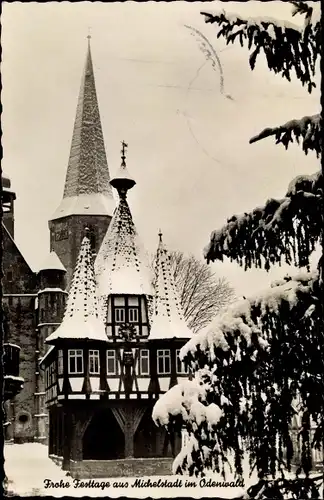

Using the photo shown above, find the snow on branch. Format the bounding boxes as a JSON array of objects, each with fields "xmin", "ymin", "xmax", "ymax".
[
  {"xmin": 201, "ymin": 5, "xmax": 321, "ymax": 92},
  {"xmin": 245, "ymin": 474, "xmax": 324, "ymax": 500},
  {"xmin": 153, "ymin": 378, "xmax": 222, "ymax": 428},
  {"xmin": 154, "ymin": 270, "xmax": 324, "ymax": 477},
  {"xmin": 250, "ymin": 114, "xmax": 321, "ymax": 157},
  {"xmin": 204, "ymin": 171, "xmax": 322, "ymax": 270},
  {"xmin": 181, "ymin": 270, "xmax": 318, "ymax": 364}
]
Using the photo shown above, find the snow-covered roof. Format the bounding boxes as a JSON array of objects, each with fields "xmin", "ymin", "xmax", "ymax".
[
  {"xmin": 51, "ymin": 38, "xmax": 114, "ymax": 221},
  {"xmin": 2, "ymin": 223, "xmax": 36, "ymax": 274},
  {"xmin": 38, "ymin": 251, "xmax": 66, "ymax": 272},
  {"xmin": 38, "ymin": 288, "xmax": 67, "ymax": 295},
  {"xmin": 51, "ymin": 193, "xmax": 115, "ymax": 219},
  {"xmin": 149, "ymin": 233, "xmax": 192, "ymax": 340},
  {"xmin": 39, "ymin": 345, "xmax": 55, "ymax": 366},
  {"xmin": 95, "ymin": 163, "xmax": 154, "ymax": 302},
  {"xmin": 46, "ymin": 234, "xmax": 108, "ymax": 343},
  {"xmin": 111, "ymin": 162, "xmax": 136, "ymax": 187}
]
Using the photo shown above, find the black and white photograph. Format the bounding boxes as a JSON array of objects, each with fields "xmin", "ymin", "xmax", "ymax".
[{"xmin": 1, "ymin": 1, "xmax": 323, "ymax": 498}]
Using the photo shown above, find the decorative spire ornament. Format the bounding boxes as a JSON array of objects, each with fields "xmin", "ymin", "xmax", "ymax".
[
  {"xmin": 110, "ymin": 140, "xmax": 136, "ymax": 198},
  {"xmin": 121, "ymin": 140, "xmax": 128, "ymax": 167}
]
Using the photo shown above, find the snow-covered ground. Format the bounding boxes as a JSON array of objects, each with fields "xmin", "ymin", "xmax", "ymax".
[{"xmin": 4, "ymin": 442, "xmax": 258, "ymax": 498}]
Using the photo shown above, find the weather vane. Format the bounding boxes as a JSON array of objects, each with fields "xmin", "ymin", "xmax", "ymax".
[{"xmin": 121, "ymin": 140, "xmax": 128, "ymax": 166}]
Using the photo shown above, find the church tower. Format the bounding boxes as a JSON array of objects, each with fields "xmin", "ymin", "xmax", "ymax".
[{"xmin": 49, "ymin": 37, "xmax": 114, "ymax": 287}]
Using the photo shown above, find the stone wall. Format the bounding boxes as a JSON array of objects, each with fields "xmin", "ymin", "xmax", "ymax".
[
  {"xmin": 3, "ymin": 295, "xmax": 37, "ymax": 442},
  {"xmin": 2, "ymin": 225, "xmax": 39, "ymax": 442},
  {"xmin": 69, "ymin": 458, "xmax": 173, "ymax": 479}
]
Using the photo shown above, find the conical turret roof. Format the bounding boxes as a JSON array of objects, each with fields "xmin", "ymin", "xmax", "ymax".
[
  {"xmin": 149, "ymin": 233, "xmax": 192, "ymax": 340},
  {"xmin": 94, "ymin": 157, "xmax": 154, "ymax": 307},
  {"xmin": 51, "ymin": 38, "xmax": 114, "ymax": 220},
  {"xmin": 46, "ymin": 233, "xmax": 107, "ymax": 343}
]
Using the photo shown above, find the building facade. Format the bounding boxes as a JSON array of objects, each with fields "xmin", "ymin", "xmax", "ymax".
[{"xmin": 40, "ymin": 148, "xmax": 193, "ymax": 476}]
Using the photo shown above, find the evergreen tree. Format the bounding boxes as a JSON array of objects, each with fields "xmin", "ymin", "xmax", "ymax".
[{"xmin": 153, "ymin": 3, "xmax": 323, "ymax": 498}]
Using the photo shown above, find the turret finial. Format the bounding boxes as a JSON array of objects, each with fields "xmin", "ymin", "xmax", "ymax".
[
  {"xmin": 121, "ymin": 140, "xmax": 128, "ymax": 167},
  {"xmin": 110, "ymin": 140, "xmax": 135, "ymax": 197},
  {"xmin": 87, "ymin": 28, "xmax": 92, "ymax": 52},
  {"xmin": 158, "ymin": 229, "xmax": 163, "ymax": 244}
]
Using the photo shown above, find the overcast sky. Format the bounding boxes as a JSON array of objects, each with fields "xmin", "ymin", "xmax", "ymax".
[{"xmin": 2, "ymin": 1, "xmax": 320, "ymax": 298}]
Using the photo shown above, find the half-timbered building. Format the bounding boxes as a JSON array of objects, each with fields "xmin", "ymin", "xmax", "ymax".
[{"xmin": 40, "ymin": 152, "xmax": 192, "ymax": 477}]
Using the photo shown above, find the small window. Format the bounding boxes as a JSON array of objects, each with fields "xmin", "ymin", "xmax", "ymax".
[
  {"xmin": 157, "ymin": 349, "xmax": 171, "ymax": 375},
  {"xmin": 176, "ymin": 349, "xmax": 188, "ymax": 374},
  {"xmin": 107, "ymin": 350, "xmax": 116, "ymax": 375},
  {"xmin": 128, "ymin": 308, "xmax": 139, "ymax": 323},
  {"xmin": 89, "ymin": 350, "xmax": 100, "ymax": 374},
  {"xmin": 140, "ymin": 349, "xmax": 149, "ymax": 375},
  {"xmin": 6, "ymin": 271, "xmax": 13, "ymax": 282},
  {"xmin": 45, "ymin": 367, "xmax": 49, "ymax": 388},
  {"xmin": 58, "ymin": 350, "xmax": 63, "ymax": 375},
  {"xmin": 115, "ymin": 308, "xmax": 125, "ymax": 323},
  {"xmin": 49, "ymin": 362, "xmax": 56, "ymax": 385},
  {"xmin": 53, "ymin": 362, "xmax": 57, "ymax": 384},
  {"xmin": 128, "ymin": 297, "xmax": 139, "ymax": 306},
  {"xmin": 68, "ymin": 350, "xmax": 83, "ymax": 374},
  {"xmin": 114, "ymin": 296, "xmax": 125, "ymax": 306}
]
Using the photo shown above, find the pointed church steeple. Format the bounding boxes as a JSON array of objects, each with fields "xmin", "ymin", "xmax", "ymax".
[
  {"xmin": 149, "ymin": 232, "xmax": 192, "ymax": 340},
  {"xmin": 49, "ymin": 38, "xmax": 114, "ymax": 287},
  {"xmin": 53, "ymin": 37, "xmax": 114, "ymax": 214}
]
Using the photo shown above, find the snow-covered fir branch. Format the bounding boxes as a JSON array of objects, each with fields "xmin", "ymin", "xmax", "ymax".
[
  {"xmin": 152, "ymin": 2, "xmax": 323, "ymax": 494},
  {"xmin": 201, "ymin": 3, "xmax": 321, "ymax": 93},
  {"xmin": 153, "ymin": 271, "xmax": 324, "ymax": 479},
  {"xmin": 249, "ymin": 114, "xmax": 321, "ymax": 157},
  {"xmin": 204, "ymin": 171, "xmax": 322, "ymax": 270},
  {"xmin": 244, "ymin": 474, "xmax": 324, "ymax": 500}
]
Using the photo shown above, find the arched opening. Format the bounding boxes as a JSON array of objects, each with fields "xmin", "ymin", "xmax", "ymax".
[
  {"xmin": 83, "ymin": 409, "xmax": 125, "ymax": 460},
  {"xmin": 18, "ymin": 414, "xmax": 29, "ymax": 424},
  {"xmin": 134, "ymin": 407, "xmax": 160, "ymax": 458}
]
